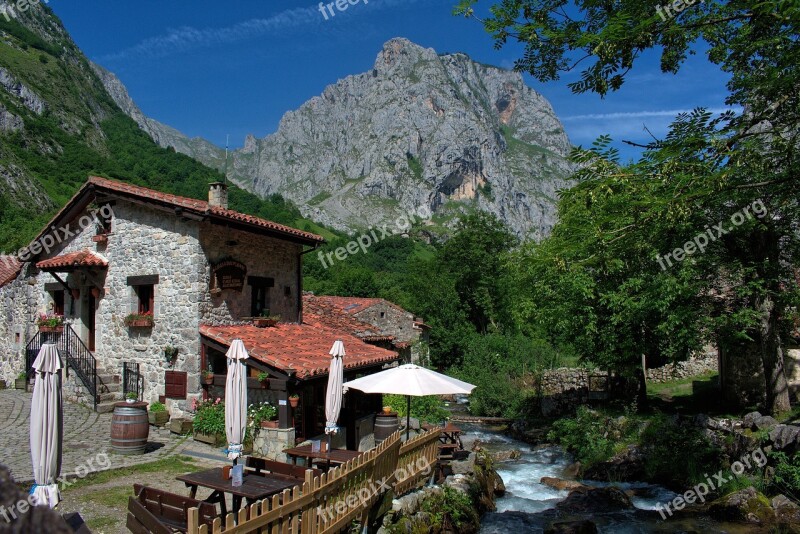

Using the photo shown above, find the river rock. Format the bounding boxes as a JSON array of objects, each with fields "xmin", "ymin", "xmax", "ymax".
[
  {"xmin": 754, "ymin": 415, "xmax": 778, "ymax": 430},
  {"xmin": 540, "ymin": 477, "xmax": 588, "ymax": 492},
  {"xmin": 544, "ymin": 520, "xmax": 598, "ymax": 534},
  {"xmin": 493, "ymin": 449, "xmax": 522, "ymax": 462},
  {"xmin": 772, "ymin": 494, "xmax": 800, "ymax": 529},
  {"xmin": 770, "ymin": 424, "xmax": 800, "ymax": 452},
  {"xmin": 556, "ymin": 487, "xmax": 634, "ymax": 514},
  {"xmin": 743, "ymin": 411, "xmax": 762, "ymax": 429},
  {"xmin": 709, "ymin": 486, "xmax": 775, "ymax": 524},
  {"xmin": 451, "ymin": 452, "xmax": 476, "ymax": 475},
  {"xmin": 563, "ymin": 461, "xmax": 582, "ymax": 478},
  {"xmin": 583, "ymin": 445, "xmax": 645, "ymax": 482}
]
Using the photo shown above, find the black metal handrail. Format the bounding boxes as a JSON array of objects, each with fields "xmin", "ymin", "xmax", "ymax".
[
  {"xmin": 26, "ymin": 325, "xmax": 98, "ymax": 409},
  {"xmin": 123, "ymin": 362, "xmax": 142, "ymax": 401},
  {"xmin": 62, "ymin": 325, "xmax": 97, "ymax": 410},
  {"xmin": 25, "ymin": 329, "xmax": 67, "ymax": 377}
]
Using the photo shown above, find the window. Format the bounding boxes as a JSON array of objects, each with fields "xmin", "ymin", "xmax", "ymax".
[
  {"xmin": 97, "ymin": 206, "xmax": 112, "ymax": 234},
  {"xmin": 136, "ymin": 285, "xmax": 154, "ymax": 314},
  {"xmin": 127, "ymin": 275, "xmax": 159, "ymax": 316},
  {"xmin": 51, "ymin": 290, "xmax": 65, "ymax": 316},
  {"xmin": 164, "ymin": 371, "xmax": 187, "ymax": 399},
  {"xmin": 248, "ymin": 276, "xmax": 274, "ymax": 316},
  {"xmin": 380, "ymin": 311, "xmax": 385, "ymax": 319}
]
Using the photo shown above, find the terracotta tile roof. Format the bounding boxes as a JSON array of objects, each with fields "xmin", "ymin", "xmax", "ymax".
[
  {"xmin": 302, "ymin": 294, "xmax": 388, "ymax": 340},
  {"xmin": 87, "ymin": 176, "xmax": 324, "ymax": 244},
  {"xmin": 311, "ymin": 295, "xmax": 406, "ymax": 315},
  {"xmin": 0, "ymin": 256, "xmax": 21, "ymax": 287},
  {"xmin": 36, "ymin": 249, "xmax": 108, "ymax": 270},
  {"xmin": 200, "ymin": 323, "xmax": 399, "ymax": 379}
]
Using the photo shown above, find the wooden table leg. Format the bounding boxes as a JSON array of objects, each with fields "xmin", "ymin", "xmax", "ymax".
[
  {"xmin": 185, "ymin": 483, "xmax": 198, "ymax": 499},
  {"xmin": 233, "ymin": 495, "xmax": 242, "ymax": 514}
]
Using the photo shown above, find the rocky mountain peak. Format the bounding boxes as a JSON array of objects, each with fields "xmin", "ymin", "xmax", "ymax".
[{"xmin": 97, "ymin": 38, "xmax": 576, "ymax": 239}]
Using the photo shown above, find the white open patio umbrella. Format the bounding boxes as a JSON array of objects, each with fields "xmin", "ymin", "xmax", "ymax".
[
  {"xmin": 225, "ymin": 339, "xmax": 249, "ymax": 464},
  {"xmin": 342, "ymin": 364, "xmax": 476, "ymax": 439},
  {"xmin": 324, "ymin": 340, "xmax": 345, "ymax": 449},
  {"xmin": 30, "ymin": 343, "xmax": 63, "ymax": 508}
]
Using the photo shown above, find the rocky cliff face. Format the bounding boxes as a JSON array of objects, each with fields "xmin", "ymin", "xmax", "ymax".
[
  {"xmin": 230, "ymin": 39, "xmax": 574, "ymax": 238},
  {"xmin": 100, "ymin": 38, "xmax": 574, "ymax": 238}
]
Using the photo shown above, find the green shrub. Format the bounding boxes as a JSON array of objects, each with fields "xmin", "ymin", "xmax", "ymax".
[
  {"xmin": 420, "ymin": 487, "xmax": 478, "ymax": 531},
  {"xmin": 639, "ymin": 415, "xmax": 720, "ymax": 487},
  {"xmin": 770, "ymin": 451, "xmax": 800, "ymax": 500},
  {"xmin": 193, "ymin": 398, "xmax": 225, "ymax": 435},
  {"xmin": 384, "ymin": 394, "xmax": 448, "ymax": 424},
  {"xmin": 547, "ymin": 407, "xmax": 634, "ymax": 467},
  {"xmin": 148, "ymin": 402, "xmax": 166, "ymax": 413}
]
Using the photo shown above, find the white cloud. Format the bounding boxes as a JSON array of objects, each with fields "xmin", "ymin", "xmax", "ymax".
[
  {"xmin": 99, "ymin": 0, "xmax": 433, "ymax": 63},
  {"xmin": 562, "ymin": 108, "xmax": 740, "ymax": 121}
]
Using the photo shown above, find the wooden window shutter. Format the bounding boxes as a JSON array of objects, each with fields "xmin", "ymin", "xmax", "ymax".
[{"xmin": 164, "ymin": 371, "xmax": 187, "ymax": 399}]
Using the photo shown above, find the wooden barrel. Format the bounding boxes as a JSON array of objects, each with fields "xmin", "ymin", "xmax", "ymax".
[
  {"xmin": 374, "ymin": 412, "xmax": 399, "ymax": 444},
  {"xmin": 111, "ymin": 402, "xmax": 149, "ymax": 455}
]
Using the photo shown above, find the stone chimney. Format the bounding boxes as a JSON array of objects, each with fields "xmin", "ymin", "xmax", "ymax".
[{"xmin": 208, "ymin": 182, "xmax": 228, "ymax": 209}]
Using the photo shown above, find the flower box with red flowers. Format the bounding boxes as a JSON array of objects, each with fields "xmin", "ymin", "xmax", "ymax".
[
  {"xmin": 36, "ymin": 313, "xmax": 64, "ymax": 333},
  {"xmin": 124, "ymin": 312, "xmax": 154, "ymax": 328}
]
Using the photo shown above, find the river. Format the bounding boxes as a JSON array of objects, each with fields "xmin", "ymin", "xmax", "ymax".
[{"xmin": 455, "ymin": 423, "xmax": 765, "ymax": 533}]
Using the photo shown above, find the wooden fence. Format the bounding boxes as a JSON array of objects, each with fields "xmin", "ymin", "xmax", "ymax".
[{"xmin": 186, "ymin": 428, "xmax": 441, "ymax": 534}]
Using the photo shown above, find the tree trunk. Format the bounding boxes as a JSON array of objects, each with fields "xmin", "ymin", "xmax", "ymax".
[{"xmin": 760, "ymin": 295, "xmax": 791, "ymax": 415}]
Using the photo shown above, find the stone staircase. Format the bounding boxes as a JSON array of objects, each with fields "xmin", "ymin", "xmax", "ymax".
[{"xmin": 95, "ymin": 370, "xmax": 123, "ymax": 414}]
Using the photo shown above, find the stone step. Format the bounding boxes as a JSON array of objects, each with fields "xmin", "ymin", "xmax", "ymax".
[
  {"xmin": 96, "ymin": 401, "xmax": 117, "ymax": 414},
  {"xmin": 98, "ymin": 383, "xmax": 122, "ymax": 394},
  {"xmin": 97, "ymin": 391, "xmax": 122, "ymax": 402}
]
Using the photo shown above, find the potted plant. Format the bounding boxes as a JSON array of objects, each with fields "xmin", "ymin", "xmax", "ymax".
[
  {"xmin": 193, "ymin": 398, "xmax": 225, "ymax": 445},
  {"xmin": 164, "ymin": 345, "xmax": 179, "ymax": 364},
  {"xmin": 382, "ymin": 406, "xmax": 392, "ymax": 414},
  {"xmin": 201, "ymin": 369, "xmax": 214, "ymax": 385},
  {"xmin": 253, "ymin": 311, "xmax": 281, "ymax": 328},
  {"xmin": 36, "ymin": 313, "xmax": 64, "ymax": 333},
  {"xmin": 249, "ymin": 402, "xmax": 278, "ymax": 429},
  {"xmin": 148, "ymin": 401, "xmax": 169, "ymax": 426},
  {"xmin": 257, "ymin": 371, "xmax": 270, "ymax": 388},
  {"xmin": 14, "ymin": 372, "xmax": 27, "ymax": 390},
  {"xmin": 124, "ymin": 312, "xmax": 154, "ymax": 328},
  {"xmin": 125, "ymin": 392, "xmax": 138, "ymax": 404},
  {"xmin": 289, "ymin": 394, "xmax": 300, "ymax": 408}
]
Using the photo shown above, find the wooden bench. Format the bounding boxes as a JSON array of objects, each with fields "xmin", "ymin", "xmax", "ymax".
[
  {"xmin": 245, "ymin": 456, "xmax": 321, "ymax": 480},
  {"xmin": 126, "ymin": 484, "xmax": 217, "ymax": 534}
]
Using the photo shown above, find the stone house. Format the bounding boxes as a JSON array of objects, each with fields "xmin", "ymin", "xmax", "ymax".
[
  {"xmin": 0, "ymin": 176, "xmax": 399, "ymax": 450},
  {"xmin": 303, "ymin": 294, "xmax": 430, "ymax": 363}
]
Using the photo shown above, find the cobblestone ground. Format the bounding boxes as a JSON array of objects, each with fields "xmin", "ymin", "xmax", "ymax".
[{"xmin": 0, "ymin": 389, "xmax": 227, "ymax": 484}]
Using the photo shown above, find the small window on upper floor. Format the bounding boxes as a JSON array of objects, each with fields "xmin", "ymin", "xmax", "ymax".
[
  {"xmin": 380, "ymin": 311, "xmax": 385, "ymax": 319},
  {"xmin": 136, "ymin": 284, "xmax": 154, "ymax": 314},
  {"xmin": 50, "ymin": 290, "xmax": 64, "ymax": 316},
  {"xmin": 127, "ymin": 275, "xmax": 159, "ymax": 317}
]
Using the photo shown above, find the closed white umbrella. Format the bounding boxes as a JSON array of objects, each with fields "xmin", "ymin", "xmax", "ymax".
[
  {"xmin": 225, "ymin": 339, "xmax": 249, "ymax": 463},
  {"xmin": 324, "ymin": 340, "xmax": 345, "ymax": 449},
  {"xmin": 343, "ymin": 364, "xmax": 476, "ymax": 439},
  {"xmin": 29, "ymin": 343, "xmax": 62, "ymax": 508}
]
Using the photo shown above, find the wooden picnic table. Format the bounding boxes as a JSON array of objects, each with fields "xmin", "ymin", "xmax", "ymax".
[
  {"xmin": 422, "ymin": 423, "xmax": 463, "ymax": 449},
  {"xmin": 283, "ymin": 445, "xmax": 362, "ymax": 470},
  {"xmin": 176, "ymin": 467, "xmax": 300, "ymax": 517}
]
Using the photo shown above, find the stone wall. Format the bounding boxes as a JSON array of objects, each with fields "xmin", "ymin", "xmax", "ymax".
[
  {"xmin": 253, "ymin": 427, "xmax": 296, "ymax": 463},
  {"xmin": 645, "ymin": 350, "xmax": 718, "ymax": 382},
  {"xmin": 198, "ymin": 224, "xmax": 302, "ymax": 325},
  {"xmin": 353, "ymin": 303, "xmax": 429, "ymax": 363}
]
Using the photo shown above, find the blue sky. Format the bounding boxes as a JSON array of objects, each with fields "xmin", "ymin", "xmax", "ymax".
[{"xmin": 51, "ymin": 0, "xmax": 733, "ymax": 162}]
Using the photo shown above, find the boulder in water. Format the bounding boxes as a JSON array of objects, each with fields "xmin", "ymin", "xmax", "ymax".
[
  {"xmin": 540, "ymin": 477, "xmax": 588, "ymax": 492},
  {"xmin": 709, "ymin": 486, "xmax": 775, "ymax": 525},
  {"xmin": 563, "ymin": 461, "xmax": 582, "ymax": 478},
  {"xmin": 582, "ymin": 445, "xmax": 645, "ymax": 482},
  {"xmin": 556, "ymin": 486, "xmax": 634, "ymax": 514},
  {"xmin": 544, "ymin": 519, "xmax": 598, "ymax": 533},
  {"xmin": 493, "ymin": 449, "xmax": 522, "ymax": 462}
]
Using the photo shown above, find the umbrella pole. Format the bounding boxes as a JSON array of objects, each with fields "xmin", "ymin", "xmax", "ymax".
[{"xmin": 406, "ymin": 396, "xmax": 411, "ymax": 440}]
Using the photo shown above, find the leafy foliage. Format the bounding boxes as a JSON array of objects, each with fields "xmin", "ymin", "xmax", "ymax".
[
  {"xmin": 192, "ymin": 398, "xmax": 226, "ymax": 435},
  {"xmin": 420, "ymin": 486, "xmax": 479, "ymax": 531},
  {"xmin": 383, "ymin": 394, "xmax": 448, "ymax": 424}
]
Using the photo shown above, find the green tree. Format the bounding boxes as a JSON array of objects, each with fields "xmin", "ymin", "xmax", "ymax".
[{"xmin": 459, "ymin": 0, "xmax": 800, "ymax": 413}]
